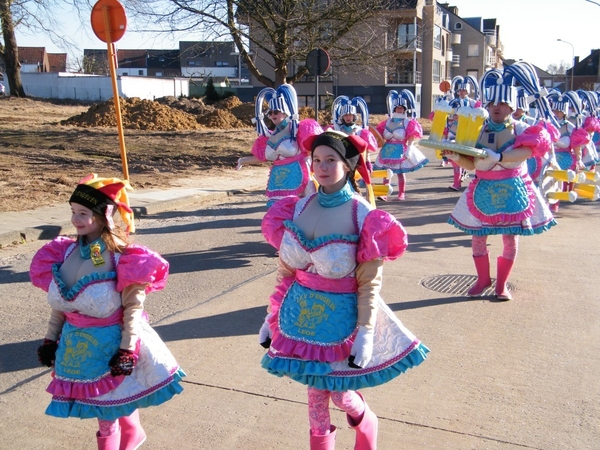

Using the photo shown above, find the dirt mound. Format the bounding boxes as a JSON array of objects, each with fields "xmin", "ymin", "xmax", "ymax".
[
  {"xmin": 62, "ymin": 95, "xmax": 257, "ymax": 131},
  {"xmin": 62, "ymin": 97, "xmax": 202, "ymax": 131}
]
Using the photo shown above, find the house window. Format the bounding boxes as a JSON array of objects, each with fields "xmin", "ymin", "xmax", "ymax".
[
  {"xmin": 138, "ymin": 70, "xmax": 144, "ymax": 76},
  {"xmin": 122, "ymin": 72, "xmax": 128, "ymax": 76},
  {"xmin": 433, "ymin": 60, "xmax": 441, "ymax": 83},
  {"xmin": 468, "ymin": 45, "xmax": 479, "ymax": 57},
  {"xmin": 189, "ymin": 61, "xmax": 196, "ymax": 66},
  {"xmin": 454, "ymin": 23, "xmax": 463, "ymax": 30},
  {"xmin": 433, "ymin": 26, "xmax": 442, "ymax": 50},
  {"xmin": 156, "ymin": 72, "xmax": 163, "ymax": 77},
  {"xmin": 398, "ymin": 23, "xmax": 418, "ymax": 49}
]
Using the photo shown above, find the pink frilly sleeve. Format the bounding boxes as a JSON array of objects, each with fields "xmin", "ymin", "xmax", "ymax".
[
  {"xmin": 359, "ymin": 128, "xmax": 379, "ymax": 152},
  {"xmin": 261, "ymin": 196, "xmax": 301, "ymax": 250},
  {"xmin": 356, "ymin": 210, "xmax": 408, "ymax": 263},
  {"xmin": 405, "ymin": 119, "xmax": 423, "ymax": 140},
  {"xmin": 428, "ymin": 111, "xmax": 435, "ymax": 120},
  {"xmin": 251, "ymin": 135, "xmax": 269, "ymax": 161},
  {"xmin": 30, "ymin": 236, "xmax": 76, "ymax": 292},
  {"xmin": 570, "ymin": 128, "xmax": 591, "ymax": 149},
  {"xmin": 582, "ymin": 116, "xmax": 598, "ymax": 133},
  {"xmin": 116, "ymin": 245, "xmax": 169, "ymax": 293},
  {"xmin": 539, "ymin": 120, "xmax": 560, "ymax": 143},
  {"xmin": 375, "ymin": 119, "xmax": 387, "ymax": 136},
  {"xmin": 513, "ymin": 124, "xmax": 552, "ymax": 158},
  {"xmin": 297, "ymin": 119, "xmax": 324, "ymax": 154},
  {"xmin": 474, "ymin": 100, "xmax": 482, "ymax": 108}
]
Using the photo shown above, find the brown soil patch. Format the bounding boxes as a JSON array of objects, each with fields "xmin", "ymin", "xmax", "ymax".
[{"xmin": 0, "ymin": 95, "xmax": 430, "ymax": 213}]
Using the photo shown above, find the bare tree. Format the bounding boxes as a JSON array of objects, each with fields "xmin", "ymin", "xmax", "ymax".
[
  {"xmin": 123, "ymin": 0, "xmax": 405, "ymax": 87},
  {"xmin": 547, "ymin": 61, "xmax": 569, "ymax": 75},
  {"xmin": 0, "ymin": 0, "xmax": 85, "ymax": 96}
]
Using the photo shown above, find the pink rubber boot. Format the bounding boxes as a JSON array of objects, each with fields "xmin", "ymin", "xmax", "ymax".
[
  {"xmin": 118, "ymin": 410, "xmax": 146, "ymax": 450},
  {"xmin": 397, "ymin": 174, "xmax": 406, "ymax": 200},
  {"xmin": 347, "ymin": 392, "xmax": 378, "ymax": 450},
  {"xmin": 495, "ymin": 256, "xmax": 515, "ymax": 300},
  {"xmin": 467, "ymin": 254, "xmax": 492, "ymax": 297},
  {"xmin": 310, "ymin": 426, "xmax": 337, "ymax": 450},
  {"xmin": 97, "ymin": 431, "xmax": 121, "ymax": 450},
  {"xmin": 449, "ymin": 166, "xmax": 462, "ymax": 191}
]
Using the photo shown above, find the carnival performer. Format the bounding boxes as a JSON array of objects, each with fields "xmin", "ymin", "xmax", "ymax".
[
  {"xmin": 444, "ymin": 62, "xmax": 556, "ymax": 301},
  {"xmin": 236, "ymin": 84, "xmax": 319, "ymax": 207},
  {"xmin": 547, "ymin": 90, "xmax": 590, "ymax": 211},
  {"xmin": 374, "ymin": 90, "xmax": 428, "ymax": 200},
  {"xmin": 30, "ymin": 174, "xmax": 185, "ymax": 450},
  {"xmin": 451, "ymin": 75, "xmax": 481, "ymax": 108},
  {"xmin": 331, "ymin": 95, "xmax": 379, "ymax": 160},
  {"xmin": 512, "ymin": 88, "xmax": 537, "ymax": 125},
  {"xmin": 259, "ymin": 130, "xmax": 429, "ymax": 449},
  {"xmin": 576, "ymin": 89, "xmax": 600, "ymax": 169}
]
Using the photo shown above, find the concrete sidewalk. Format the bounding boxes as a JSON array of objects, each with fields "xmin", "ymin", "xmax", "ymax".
[{"xmin": 0, "ymin": 167, "xmax": 270, "ymax": 248}]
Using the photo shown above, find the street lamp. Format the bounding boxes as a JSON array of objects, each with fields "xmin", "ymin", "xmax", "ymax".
[{"xmin": 557, "ymin": 39, "xmax": 574, "ymax": 91}]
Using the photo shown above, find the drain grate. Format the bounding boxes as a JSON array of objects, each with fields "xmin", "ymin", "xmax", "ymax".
[{"xmin": 421, "ymin": 274, "xmax": 515, "ymax": 296}]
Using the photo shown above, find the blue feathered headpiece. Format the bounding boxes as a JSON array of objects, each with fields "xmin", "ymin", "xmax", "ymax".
[
  {"xmin": 481, "ymin": 62, "xmax": 558, "ymax": 128},
  {"xmin": 332, "ymin": 96, "xmax": 370, "ymax": 127},
  {"xmin": 387, "ymin": 89, "xmax": 417, "ymax": 118},
  {"xmin": 253, "ymin": 84, "xmax": 299, "ymax": 139},
  {"xmin": 451, "ymin": 75, "xmax": 480, "ymax": 100}
]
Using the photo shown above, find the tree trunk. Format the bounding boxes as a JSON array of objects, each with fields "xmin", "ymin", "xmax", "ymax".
[{"xmin": 0, "ymin": 0, "xmax": 25, "ymax": 97}]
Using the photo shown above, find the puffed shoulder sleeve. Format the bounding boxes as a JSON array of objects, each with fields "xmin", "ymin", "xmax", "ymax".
[
  {"xmin": 406, "ymin": 119, "xmax": 424, "ymax": 140},
  {"xmin": 357, "ymin": 209, "xmax": 408, "ymax": 263},
  {"xmin": 513, "ymin": 124, "xmax": 552, "ymax": 158},
  {"xmin": 117, "ymin": 245, "xmax": 169, "ymax": 293},
  {"xmin": 297, "ymin": 118, "xmax": 323, "ymax": 154},
  {"xmin": 251, "ymin": 135, "xmax": 269, "ymax": 161},
  {"xmin": 375, "ymin": 119, "xmax": 387, "ymax": 136},
  {"xmin": 30, "ymin": 236, "xmax": 76, "ymax": 292},
  {"xmin": 570, "ymin": 128, "xmax": 591, "ymax": 149},
  {"xmin": 261, "ymin": 196, "xmax": 301, "ymax": 250}
]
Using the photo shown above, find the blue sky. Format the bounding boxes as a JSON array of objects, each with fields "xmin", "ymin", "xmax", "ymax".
[{"xmin": 14, "ymin": 0, "xmax": 599, "ymax": 71}]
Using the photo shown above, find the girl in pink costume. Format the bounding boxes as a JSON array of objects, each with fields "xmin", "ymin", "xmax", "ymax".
[
  {"xmin": 547, "ymin": 90, "xmax": 590, "ymax": 211},
  {"xmin": 259, "ymin": 130, "xmax": 428, "ymax": 449},
  {"xmin": 374, "ymin": 89, "xmax": 428, "ymax": 200},
  {"xmin": 30, "ymin": 174, "xmax": 185, "ymax": 450},
  {"xmin": 445, "ymin": 62, "xmax": 557, "ymax": 301},
  {"xmin": 236, "ymin": 83, "xmax": 319, "ymax": 207}
]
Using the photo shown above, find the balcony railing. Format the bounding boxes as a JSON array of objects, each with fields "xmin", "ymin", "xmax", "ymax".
[
  {"xmin": 398, "ymin": 35, "xmax": 423, "ymax": 51},
  {"xmin": 388, "ymin": 71, "xmax": 421, "ymax": 85},
  {"xmin": 451, "ymin": 55, "xmax": 460, "ymax": 67}
]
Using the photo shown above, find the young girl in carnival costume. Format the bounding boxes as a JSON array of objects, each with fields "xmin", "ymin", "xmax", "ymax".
[
  {"xmin": 444, "ymin": 62, "xmax": 557, "ymax": 301},
  {"xmin": 259, "ymin": 129, "xmax": 429, "ymax": 449},
  {"xmin": 30, "ymin": 174, "xmax": 185, "ymax": 450},
  {"xmin": 236, "ymin": 84, "xmax": 319, "ymax": 207},
  {"xmin": 546, "ymin": 90, "xmax": 590, "ymax": 211},
  {"xmin": 446, "ymin": 76, "xmax": 482, "ymax": 190},
  {"xmin": 331, "ymin": 95, "xmax": 380, "ymax": 190},
  {"xmin": 520, "ymin": 87, "xmax": 562, "ymax": 191},
  {"xmin": 374, "ymin": 89, "xmax": 428, "ymax": 200},
  {"xmin": 576, "ymin": 89, "xmax": 600, "ymax": 170}
]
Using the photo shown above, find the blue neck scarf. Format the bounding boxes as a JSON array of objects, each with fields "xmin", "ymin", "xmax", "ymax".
[
  {"xmin": 79, "ymin": 237, "xmax": 106, "ymax": 259},
  {"xmin": 488, "ymin": 120, "xmax": 509, "ymax": 132},
  {"xmin": 317, "ymin": 181, "xmax": 354, "ymax": 208}
]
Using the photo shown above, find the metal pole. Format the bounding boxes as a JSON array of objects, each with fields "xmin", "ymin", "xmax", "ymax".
[
  {"xmin": 315, "ymin": 57, "xmax": 320, "ymax": 121},
  {"xmin": 102, "ymin": 5, "xmax": 129, "ymax": 180}
]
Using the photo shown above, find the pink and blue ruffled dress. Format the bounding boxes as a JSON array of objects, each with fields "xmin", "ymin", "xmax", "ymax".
[
  {"xmin": 30, "ymin": 237, "xmax": 185, "ymax": 421},
  {"xmin": 374, "ymin": 116, "xmax": 428, "ymax": 174},
  {"xmin": 260, "ymin": 195, "xmax": 428, "ymax": 391},
  {"xmin": 251, "ymin": 119, "xmax": 320, "ymax": 207},
  {"xmin": 449, "ymin": 122, "xmax": 557, "ymax": 235}
]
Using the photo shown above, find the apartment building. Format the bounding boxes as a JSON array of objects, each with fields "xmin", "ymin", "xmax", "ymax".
[{"xmin": 246, "ymin": 0, "xmax": 503, "ymax": 117}]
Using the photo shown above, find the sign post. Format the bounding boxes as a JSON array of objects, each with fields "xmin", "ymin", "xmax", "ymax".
[
  {"xmin": 91, "ymin": 0, "xmax": 129, "ymax": 180},
  {"xmin": 306, "ymin": 49, "xmax": 330, "ymax": 121}
]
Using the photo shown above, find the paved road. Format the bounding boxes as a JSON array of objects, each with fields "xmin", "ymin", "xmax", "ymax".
[{"xmin": 1, "ymin": 151, "xmax": 599, "ymax": 449}]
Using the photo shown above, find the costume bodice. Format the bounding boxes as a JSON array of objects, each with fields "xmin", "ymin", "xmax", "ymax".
[
  {"xmin": 266, "ymin": 121, "xmax": 300, "ymax": 161},
  {"xmin": 47, "ymin": 243, "xmax": 122, "ymax": 318},
  {"xmin": 278, "ymin": 195, "xmax": 371, "ymax": 279},
  {"xmin": 478, "ymin": 121, "xmax": 529, "ymax": 170}
]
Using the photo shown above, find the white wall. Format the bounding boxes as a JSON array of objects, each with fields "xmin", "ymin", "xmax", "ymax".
[
  {"xmin": 181, "ymin": 66, "xmax": 236, "ymax": 78},
  {"xmin": 18, "ymin": 72, "xmax": 189, "ymax": 101}
]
